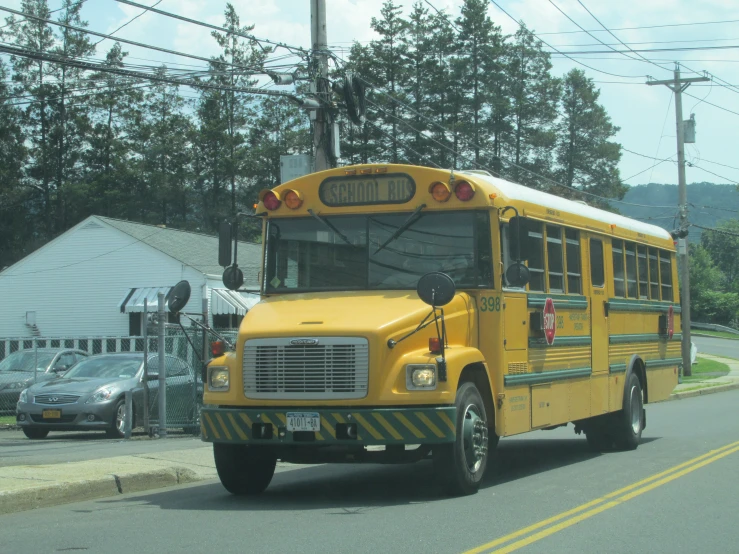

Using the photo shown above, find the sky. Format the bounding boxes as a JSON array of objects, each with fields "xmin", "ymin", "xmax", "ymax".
[{"xmin": 2, "ymin": 0, "xmax": 738, "ymax": 189}]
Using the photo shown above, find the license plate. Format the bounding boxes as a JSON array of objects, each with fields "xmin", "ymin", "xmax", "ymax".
[
  {"xmin": 286, "ymin": 412, "xmax": 320, "ymax": 432},
  {"xmin": 42, "ymin": 409, "xmax": 61, "ymax": 419}
]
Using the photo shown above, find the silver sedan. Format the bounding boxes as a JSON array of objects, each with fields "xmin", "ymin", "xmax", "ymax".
[{"xmin": 16, "ymin": 352, "xmax": 198, "ymax": 439}]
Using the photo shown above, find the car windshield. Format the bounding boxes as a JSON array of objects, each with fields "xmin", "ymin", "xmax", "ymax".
[
  {"xmin": 264, "ymin": 211, "xmax": 493, "ymax": 293},
  {"xmin": 0, "ymin": 351, "xmax": 56, "ymax": 372},
  {"xmin": 63, "ymin": 356, "xmax": 142, "ymax": 379}
]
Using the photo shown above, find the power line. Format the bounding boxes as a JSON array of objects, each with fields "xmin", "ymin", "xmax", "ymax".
[
  {"xmin": 575, "ymin": 0, "xmax": 667, "ymax": 72},
  {"xmin": 488, "ymin": 0, "xmax": 647, "ymax": 79},
  {"xmin": 536, "ymin": 18, "xmax": 739, "ymax": 36},
  {"xmin": 690, "ymin": 203, "xmax": 739, "ymax": 215},
  {"xmin": 622, "ymin": 159, "xmax": 673, "ymax": 182},
  {"xmin": 0, "ymin": 6, "xmax": 271, "ymax": 77},
  {"xmin": 546, "ymin": 44, "xmax": 739, "ymax": 54},
  {"xmin": 0, "ymin": 44, "xmax": 302, "ymax": 102},
  {"xmin": 364, "ymin": 120, "xmax": 442, "ymax": 169},
  {"xmin": 686, "ymin": 162, "xmax": 739, "ymax": 184},
  {"xmin": 682, "ymin": 90, "xmax": 739, "ymax": 117},
  {"xmin": 364, "ymin": 97, "xmax": 499, "ymax": 176},
  {"xmin": 112, "ymin": 0, "xmax": 309, "ymax": 56},
  {"xmin": 550, "ymin": 36, "xmax": 739, "ymax": 48},
  {"xmin": 691, "ymin": 224, "xmax": 739, "ymax": 238},
  {"xmin": 547, "ymin": 0, "xmax": 663, "ymax": 72},
  {"xmin": 92, "ymin": 0, "xmax": 164, "ymax": 47}
]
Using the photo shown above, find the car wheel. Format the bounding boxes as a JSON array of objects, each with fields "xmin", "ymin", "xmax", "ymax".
[
  {"xmin": 23, "ymin": 427, "xmax": 49, "ymax": 440},
  {"xmin": 106, "ymin": 399, "xmax": 126, "ymax": 439},
  {"xmin": 214, "ymin": 443, "xmax": 276, "ymax": 495},
  {"xmin": 433, "ymin": 382, "xmax": 491, "ymax": 496}
]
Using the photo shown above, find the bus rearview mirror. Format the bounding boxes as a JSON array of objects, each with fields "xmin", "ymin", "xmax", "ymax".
[
  {"xmin": 218, "ymin": 222, "xmax": 232, "ymax": 267},
  {"xmin": 508, "ymin": 216, "xmax": 530, "ymax": 262}
]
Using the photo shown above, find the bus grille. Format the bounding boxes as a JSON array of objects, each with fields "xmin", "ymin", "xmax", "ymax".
[{"xmin": 243, "ymin": 337, "xmax": 369, "ymax": 400}]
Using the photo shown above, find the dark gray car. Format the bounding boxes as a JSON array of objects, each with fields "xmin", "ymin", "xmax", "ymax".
[
  {"xmin": 16, "ymin": 352, "xmax": 199, "ymax": 439},
  {"xmin": 0, "ymin": 349, "xmax": 87, "ymax": 414}
]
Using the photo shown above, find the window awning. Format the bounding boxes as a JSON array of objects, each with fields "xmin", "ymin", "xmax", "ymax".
[
  {"xmin": 210, "ymin": 289, "xmax": 260, "ymax": 315},
  {"xmin": 119, "ymin": 286, "xmax": 172, "ymax": 313}
]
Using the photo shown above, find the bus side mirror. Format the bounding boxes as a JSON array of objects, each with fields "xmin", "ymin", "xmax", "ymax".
[
  {"xmin": 508, "ymin": 216, "xmax": 530, "ymax": 262},
  {"xmin": 218, "ymin": 222, "xmax": 233, "ymax": 267}
]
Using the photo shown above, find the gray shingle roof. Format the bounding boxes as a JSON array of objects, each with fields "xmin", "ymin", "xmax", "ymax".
[{"xmin": 97, "ymin": 216, "xmax": 262, "ymax": 287}]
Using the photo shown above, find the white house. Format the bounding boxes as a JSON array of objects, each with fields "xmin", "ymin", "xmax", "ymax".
[{"xmin": 0, "ymin": 215, "xmax": 262, "ymax": 338}]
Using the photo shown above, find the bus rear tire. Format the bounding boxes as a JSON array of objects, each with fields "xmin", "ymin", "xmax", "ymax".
[
  {"xmin": 214, "ymin": 443, "xmax": 276, "ymax": 495},
  {"xmin": 433, "ymin": 382, "xmax": 491, "ymax": 496},
  {"xmin": 613, "ymin": 372, "xmax": 644, "ymax": 451}
]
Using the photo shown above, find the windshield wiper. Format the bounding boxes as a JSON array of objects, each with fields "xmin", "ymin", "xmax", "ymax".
[
  {"xmin": 374, "ymin": 204, "xmax": 426, "ymax": 254},
  {"xmin": 308, "ymin": 209, "xmax": 357, "ymax": 248}
]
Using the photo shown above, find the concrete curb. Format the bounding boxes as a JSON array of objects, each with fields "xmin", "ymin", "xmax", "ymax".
[
  {"xmin": 0, "ymin": 466, "xmax": 205, "ymax": 516},
  {"xmin": 665, "ymin": 381, "xmax": 739, "ymax": 402}
]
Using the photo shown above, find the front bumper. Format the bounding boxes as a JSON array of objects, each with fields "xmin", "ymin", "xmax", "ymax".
[
  {"xmin": 16, "ymin": 400, "xmax": 115, "ymax": 430},
  {"xmin": 201, "ymin": 406, "xmax": 457, "ymax": 445}
]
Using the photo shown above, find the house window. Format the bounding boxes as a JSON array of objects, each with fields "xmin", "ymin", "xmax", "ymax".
[
  {"xmin": 129, "ymin": 313, "xmax": 143, "ymax": 336},
  {"xmin": 213, "ymin": 314, "xmax": 243, "ymax": 329}
]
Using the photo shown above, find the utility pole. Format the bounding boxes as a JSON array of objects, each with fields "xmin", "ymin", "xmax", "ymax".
[
  {"xmin": 647, "ymin": 64, "xmax": 709, "ymax": 377},
  {"xmin": 311, "ymin": 0, "xmax": 331, "ymax": 172}
]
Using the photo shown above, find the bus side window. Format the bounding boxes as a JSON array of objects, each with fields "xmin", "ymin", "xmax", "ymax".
[
  {"xmin": 565, "ymin": 228, "xmax": 581, "ymax": 294},
  {"xmin": 527, "ymin": 222, "xmax": 545, "ymax": 292},
  {"xmin": 637, "ymin": 245, "xmax": 648, "ymax": 299},
  {"xmin": 660, "ymin": 250, "xmax": 673, "ymax": 301},
  {"xmin": 590, "ymin": 238, "xmax": 604, "ymax": 287},
  {"xmin": 612, "ymin": 239, "xmax": 625, "ymax": 297},
  {"xmin": 649, "ymin": 248, "xmax": 660, "ymax": 299},
  {"xmin": 625, "ymin": 242, "xmax": 637, "ymax": 298},
  {"xmin": 546, "ymin": 225, "xmax": 564, "ymax": 293}
]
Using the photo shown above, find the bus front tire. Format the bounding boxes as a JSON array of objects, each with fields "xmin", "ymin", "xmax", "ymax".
[
  {"xmin": 433, "ymin": 382, "xmax": 491, "ymax": 496},
  {"xmin": 214, "ymin": 443, "xmax": 277, "ymax": 495},
  {"xmin": 613, "ymin": 372, "xmax": 644, "ymax": 451}
]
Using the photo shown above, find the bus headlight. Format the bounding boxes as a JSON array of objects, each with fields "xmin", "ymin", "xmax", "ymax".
[
  {"xmin": 208, "ymin": 367, "xmax": 230, "ymax": 391},
  {"xmin": 406, "ymin": 364, "xmax": 436, "ymax": 390}
]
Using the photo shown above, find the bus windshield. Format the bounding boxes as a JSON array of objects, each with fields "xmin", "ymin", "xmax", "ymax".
[{"xmin": 264, "ymin": 210, "xmax": 493, "ymax": 293}]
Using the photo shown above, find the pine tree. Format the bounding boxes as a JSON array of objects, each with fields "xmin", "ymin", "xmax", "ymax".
[
  {"xmin": 424, "ymin": 9, "xmax": 461, "ymax": 168},
  {"xmin": 504, "ymin": 27, "xmax": 560, "ymax": 187},
  {"xmin": 399, "ymin": 2, "xmax": 435, "ymax": 164},
  {"xmin": 369, "ymin": 1, "xmax": 408, "ymax": 163},
  {"xmin": 556, "ymin": 69, "xmax": 625, "ymax": 203},
  {"xmin": 0, "ymin": 60, "xmax": 29, "ymax": 269},
  {"xmin": 455, "ymin": 0, "xmax": 505, "ymax": 167},
  {"xmin": 82, "ymin": 42, "xmax": 144, "ymax": 220},
  {"xmin": 48, "ymin": 0, "xmax": 95, "ymax": 231},
  {"xmin": 194, "ymin": 3, "xmax": 268, "ymax": 229},
  {"xmin": 6, "ymin": 0, "xmax": 56, "ymax": 239}
]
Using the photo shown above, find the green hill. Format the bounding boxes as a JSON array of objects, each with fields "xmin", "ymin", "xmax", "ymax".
[{"xmin": 617, "ymin": 182, "xmax": 739, "ymax": 243}]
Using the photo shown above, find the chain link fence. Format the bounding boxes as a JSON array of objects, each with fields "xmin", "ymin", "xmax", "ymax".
[{"xmin": 0, "ymin": 327, "xmax": 211, "ymax": 434}]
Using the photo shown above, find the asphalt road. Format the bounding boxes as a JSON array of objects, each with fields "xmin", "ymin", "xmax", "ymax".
[
  {"xmin": 0, "ymin": 429, "xmax": 201, "ymax": 467},
  {"xmin": 693, "ymin": 335, "xmax": 739, "ymax": 359},
  {"xmin": 1, "ymin": 389, "xmax": 738, "ymax": 554}
]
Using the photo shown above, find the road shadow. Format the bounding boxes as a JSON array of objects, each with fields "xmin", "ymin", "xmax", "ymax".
[{"xmin": 104, "ymin": 434, "xmax": 659, "ymax": 513}]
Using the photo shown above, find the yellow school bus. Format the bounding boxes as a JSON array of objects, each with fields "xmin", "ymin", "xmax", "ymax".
[{"xmin": 200, "ymin": 164, "xmax": 680, "ymax": 496}]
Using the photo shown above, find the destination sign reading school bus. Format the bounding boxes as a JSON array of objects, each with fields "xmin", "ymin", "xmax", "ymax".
[{"xmin": 319, "ymin": 173, "xmax": 416, "ymax": 207}]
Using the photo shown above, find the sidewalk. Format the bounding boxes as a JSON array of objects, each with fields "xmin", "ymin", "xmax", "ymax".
[
  {"xmin": 2, "ymin": 356, "xmax": 738, "ymax": 516},
  {"xmin": 669, "ymin": 353, "xmax": 739, "ymax": 401}
]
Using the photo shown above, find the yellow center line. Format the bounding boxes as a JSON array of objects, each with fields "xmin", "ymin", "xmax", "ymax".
[{"xmin": 464, "ymin": 439, "xmax": 739, "ymax": 554}]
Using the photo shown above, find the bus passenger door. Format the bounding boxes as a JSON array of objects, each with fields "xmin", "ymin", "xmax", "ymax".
[{"xmin": 587, "ymin": 236, "xmax": 609, "ymax": 416}]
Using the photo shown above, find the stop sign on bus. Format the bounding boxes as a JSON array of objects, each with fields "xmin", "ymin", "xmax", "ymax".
[{"xmin": 544, "ymin": 297, "xmax": 556, "ymax": 346}]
